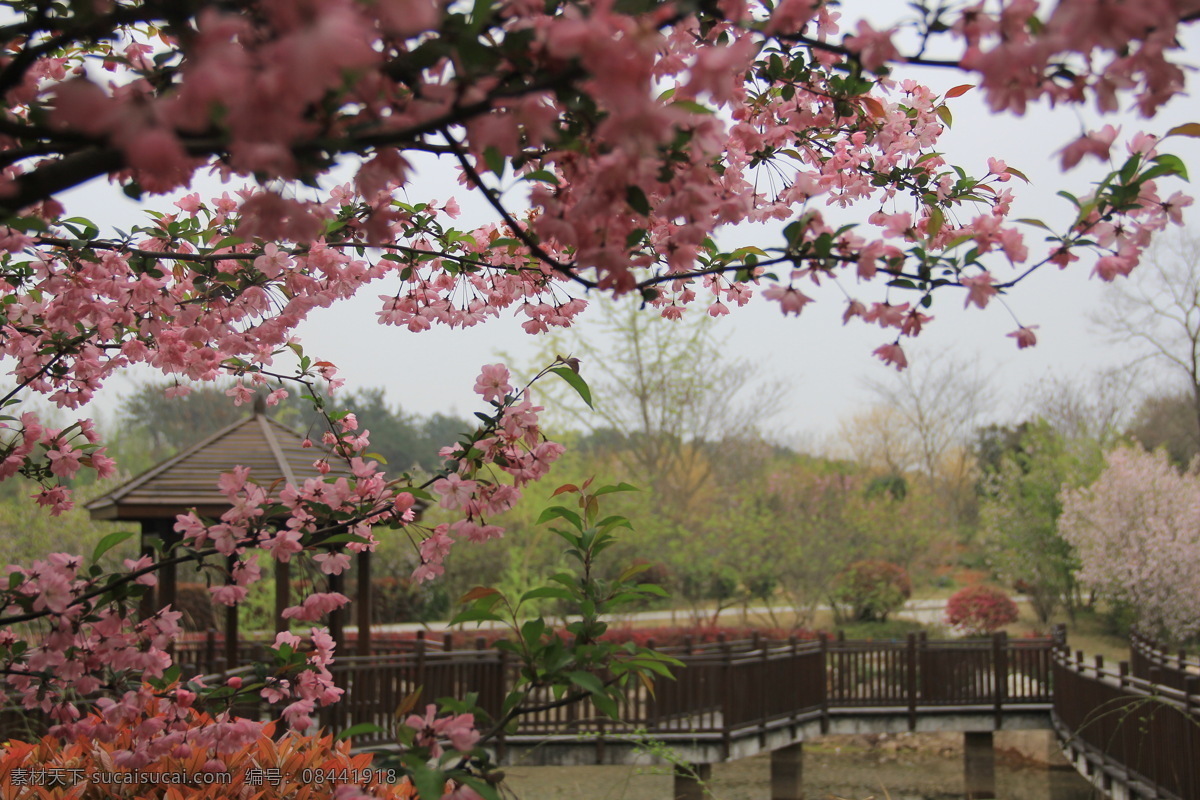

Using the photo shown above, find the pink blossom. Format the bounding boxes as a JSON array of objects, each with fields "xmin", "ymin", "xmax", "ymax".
[
  {"xmin": 762, "ymin": 285, "xmax": 812, "ymax": 316},
  {"xmin": 474, "ymin": 363, "xmax": 513, "ymax": 404},
  {"xmin": 1006, "ymin": 326, "xmax": 1038, "ymax": 349},
  {"xmin": 1060, "ymin": 125, "xmax": 1119, "ymax": 169},
  {"xmin": 313, "ymin": 551, "xmax": 351, "ymax": 575},
  {"xmin": 961, "ymin": 272, "xmax": 998, "ymax": 309},
  {"xmin": 281, "ymin": 592, "xmax": 350, "ymax": 621},
  {"xmin": 873, "ymin": 343, "xmax": 907, "ymax": 370},
  {"xmin": 122, "ymin": 556, "xmax": 157, "ymax": 587},
  {"xmin": 46, "ymin": 445, "xmax": 81, "ymax": 478},
  {"xmin": 433, "ymin": 473, "xmax": 478, "ymax": 510},
  {"xmin": 844, "ymin": 21, "xmax": 899, "ymax": 73}
]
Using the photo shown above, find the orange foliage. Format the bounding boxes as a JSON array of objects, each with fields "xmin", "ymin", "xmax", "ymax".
[{"xmin": 0, "ymin": 710, "xmax": 415, "ymax": 800}]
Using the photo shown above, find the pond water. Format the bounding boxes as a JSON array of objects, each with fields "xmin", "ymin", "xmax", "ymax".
[{"xmin": 501, "ymin": 733, "xmax": 1097, "ymax": 800}]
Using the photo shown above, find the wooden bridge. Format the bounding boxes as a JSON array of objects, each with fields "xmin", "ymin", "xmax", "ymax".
[
  {"xmin": 170, "ymin": 627, "xmax": 1200, "ymax": 800},
  {"xmin": 5, "ymin": 628, "xmax": 1198, "ymax": 799}
]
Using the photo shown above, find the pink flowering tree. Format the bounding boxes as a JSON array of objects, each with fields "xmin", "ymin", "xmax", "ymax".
[
  {"xmin": 1058, "ymin": 446, "xmax": 1200, "ymax": 644},
  {"xmin": 0, "ymin": 0, "xmax": 1197, "ymax": 794}
]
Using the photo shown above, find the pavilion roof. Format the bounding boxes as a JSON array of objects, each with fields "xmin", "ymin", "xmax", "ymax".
[{"xmin": 86, "ymin": 402, "xmax": 336, "ymax": 522}]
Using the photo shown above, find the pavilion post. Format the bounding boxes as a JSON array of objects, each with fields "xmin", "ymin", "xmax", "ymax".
[
  {"xmin": 356, "ymin": 550, "xmax": 371, "ymax": 656},
  {"xmin": 328, "ymin": 569, "xmax": 345, "ymax": 653},
  {"xmin": 138, "ymin": 525, "xmax": 155, "ymax": 621},
  {"xmin": 275, "ymin": 559, "xmax": 290, "ymax": 634},
  {"xmin": 156, "ymin": 520, "xmax": 178, "ymax": 617},
  {"xmin": 225, "ymin": 554, "xmax": 239, "ymax": 670}
]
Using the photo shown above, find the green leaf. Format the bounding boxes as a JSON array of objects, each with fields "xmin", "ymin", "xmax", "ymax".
[
  {"xmin": 468, "ymin": 0, "xmax": 494, "ymax": 32},
  {"xmin": 448, "ymin": 608, "xmax": 505, "ymax": 627},
  {"xmin": 567, "ymin": 670, "xmax": 606, "ymax": 694},
  {"xmin": 926, "ymin": 207, "xmax": 944, "ymax": 239},
  {"xmin": 1145, "ymin": 154, "xmax": 1190, "ymax": 182},
  {"xmin": 616, "ymin": 562, "xmax": 652, "ymax": 583},
  {"xmin": 501, "ymin": 690, "xmax": 527, "ymax": 717},
  {"xmin": 520, "ymin": 586, "xmax": 574, "ymax": 603},
  {"xmin": 625, "ymin": 185, "xmax": 651, "ymax": 216},
  {"xmin": 458, "ymin": 777, "xmax": 502, "ymax": 800},
  {"xmin": 335, "ymin": 723, "xmax": 388, "ymax": 741},
  {"xmin": 521, "ymin": 617, "xmax": 546, "ymax": 646},
  {"xmin": 731, "ymin": 245, "xmax": 770, "ymax": 258},
  {"xmin": 591, "ymin": 691, "xmax": 620, "ymax": 719},
  {"xmin": 522, "ymin": 169, "xmax": 560, "ymax": 185},
  {"xmin": 410, "ymin": 764, "xmax": 446, "ymax": 800},
  {"xmin": 537, "ymin": 505, "xmax": 583, "ymax": 529},
  {"xmin": 935, "ymin": 105, "xmax": 953, "ymax": 128},
  {"xmin": 1005, "ymin": 166, "xmax": 1031, "ymax": 184},
  {"xmin": 549, "ymin": 366, "xmax": 593, "ymax": 409},
  {"xmin": 483, "ymin": 146, "xmax": 505, "ymax": 177},
  {"xmin": 669, "ymin": 99, "xmax": 715, "ymax": 115},
  {"xmin": 597, "ymin": 514, "xmax": 634, "ymax": 532},
  {"xmin": 593, "ymin": 482, "xmax": 639, "ymax": 496},
  {"xmin": 92, "ymin": 531, "xmax": 137, "ymax": 564}
]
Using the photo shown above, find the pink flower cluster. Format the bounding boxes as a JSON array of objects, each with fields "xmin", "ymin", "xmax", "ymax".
[
  {"xmin": 403, "ymin": 704, "xmax": 481, "ymax": 758},
  {"xmin": 415, "ymin": 364, "xmax": 565, "ymax": 582}
]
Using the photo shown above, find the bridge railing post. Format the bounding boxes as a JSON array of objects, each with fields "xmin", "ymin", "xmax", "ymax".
[
  {"xmin": 993, "ymin": 631, "xmax": 1007, "ymax": 729},
  {"xmin": 835, "ymin": 630, "xmax": 846, "ymax": 705},
  {"xmin": 759, "ymin": 641, "xmax": 770, "ymax": 744},
  {"xmin": 415, "ymin": 630, "xmax": 426, "ymax": 690},
  {"xmin": 496, "ymin": 647, "xmax": 508, "ymax": 764},
  {"xmin": 1118, "ymin": 661, "xmax": 1133, "ymax": 789},
  {"xmin": 906, "ymin": 633, "xmax": 917, "ymax": 731},
  {"xmin": 818, "ymin": 632, "xmax": 829, "ymax": 734},
  {"xmin": 1185, "ymin": 674, "xmax": 1200, "ymax": 800},
  {"xmin": 721, "ymin": 640, "xmax": 733, "ymax": 760}
]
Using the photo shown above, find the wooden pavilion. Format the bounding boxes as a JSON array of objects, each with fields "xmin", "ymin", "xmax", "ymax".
[{"xmin": 86, "ymin": 396, "xmax": 379, "ymax": 667}]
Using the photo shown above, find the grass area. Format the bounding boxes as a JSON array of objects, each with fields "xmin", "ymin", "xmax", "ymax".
[{"xmin": 1006, "ymin": 603, "xmax": 1131, "ymax": 664}]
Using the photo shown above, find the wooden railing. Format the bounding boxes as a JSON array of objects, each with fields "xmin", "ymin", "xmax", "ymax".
[
  {"xmin": 1130, "ymin": 631, "xmax": 1200, "ymax": 693},
  {"xmin": 1053, "ymin": 646, "xmax": 1200, "ymax": 800},
  {"xmin": 305, "ymin": 631, "xmax": 1059, "ymax": 752}
]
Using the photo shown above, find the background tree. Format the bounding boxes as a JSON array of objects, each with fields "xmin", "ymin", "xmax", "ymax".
[
  {"xmin": 527, "ymin": 300, "xmax": 788, "ymax": 515},
  {"xmin": 851, "ymin": 352, "xmax": 994, "ymax": 531},
  {"xmin": 736, "ymin": 453, "xmax": 941, "ymax": 625},
  {"xmin": 1020, "ymin": 369, "xmax": 1139, "ymax": 443},
  {"xmin": 1125, "ymin": 390, "xmax": 1200, "ymax": 467},
  {"xmin": 832, "ymin": 560, "xmax": 912, "ymax": 623},
  {"xmin": 1059, "ymin": 446, "xmax": 1200, "ymax": 645},
  {"xmin": 977, "ymin": 419, "xmax": 1105, "ymax": 624},
  {"xmin": 1098, "ymin": 228, "xmax": 1200, "ymax": 452}
]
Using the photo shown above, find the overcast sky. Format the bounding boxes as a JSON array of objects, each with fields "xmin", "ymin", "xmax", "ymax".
[{"xmin": 50, "ymin": 22, "xmax": 1200, "ymax": 449}]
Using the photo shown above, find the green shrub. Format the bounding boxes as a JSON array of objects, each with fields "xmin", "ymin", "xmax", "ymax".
[{"xmin": 833, "ymin": 560, "xmax": 912, "ymax": 622}]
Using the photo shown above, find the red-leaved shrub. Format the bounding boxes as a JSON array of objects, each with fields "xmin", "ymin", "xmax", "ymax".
[{"xmin": 945, "ymin": 585, "xmax": 1020, "ymax": 636}]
